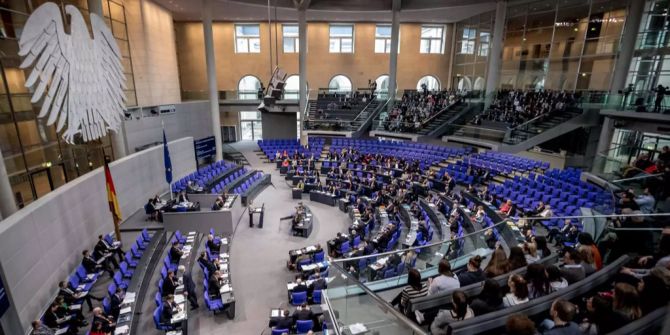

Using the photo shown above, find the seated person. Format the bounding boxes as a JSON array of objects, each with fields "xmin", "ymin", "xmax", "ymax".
[
  {"xmin": 292, "ymin": 276, "xmax": 308, "ymax": 293},
  {"xmin": 91, "ymin": 307, "xmax": 115, "ymax": 333},
  {"xmin": 308, "ymin": 273, "xmax": 327, "ymax": 294},
  {"xmin": 95, "ymin": 234, "xmax": 124, "ymax": 264},
  {"xmin": 159, "ymin": 295, "xmax": 180, "ymax": 325},
  {"xmin": 560, "ymin": 247, "xmax": 586, "ymax": 284},
  {"xmin": 198, "ymin": 252, "xmax": 217, "ymax": 274},
  {"xmin": 292, "ymin": 303, "xmax": 314, "ymax": 324},
  {"xmin": 208, "ymin": 271, "xmax": 224, "ymax": 299},
  {"xmin": 82, "ymin": 249, "xmax": 114, "ymax": 278},
  {"xmin": 211, "ymin": 197, "xmax": 224, "ymax": 211},
  {"xmin": 177, "ymin": 190, "xmax": 190, "ymax": 203},
  {"xmin": 274, "ymin": 309, "xmax": 293, "ymax": 331},
  {"xmin": 169, "ymin": 241, "xmax": 184, "ymax": 263},
  {"xmin": 499, "ymin": 199, "xmax": 514, "ymax": 216},
  {"xmin": 145, "ymin": 198, "xmax": 159, "ymax": 220},
  {"xmin": 206, "ymin": 234, "xmax": 221, "ymax": 254}
]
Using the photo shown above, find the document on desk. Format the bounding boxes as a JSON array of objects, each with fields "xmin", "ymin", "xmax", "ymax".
[
  {"xmin": 119, "ymin": 306, "xmax": 132, "ymax": 315},
  {"xmin": 220, "ymin": 284, "xmax": 232, "ymax": 293},
  {"xmin": 171, "ymin": 312, "xmax": 186, "ymax": 324},
  {"xmin": 55, "ymin": 328, "xmax": 68, "ymax": 335},
  {"xmin": 174, "ymin": 294, "xmax": 185, "ymax": 304},
  {"xmin": 349, "ymin": 323, "xmax": 368, "ymax": 334},
  {"xmin": 220, "ymin": 252, "xmax": 230, "ymax": 259},
  {"xmin": 287, "ymin": 283, "xmax": 296, "ymax": 290},
  {"xmin": 123, "ymin": 292, "xmax": 136, "ymax": 304},
  {"xmin": 271, "ymin": 309, "xmax": 280, "ymax": 317},
  {"xmin": 114, "ymin": 325, "xmax": 130, "ymax": 335}
]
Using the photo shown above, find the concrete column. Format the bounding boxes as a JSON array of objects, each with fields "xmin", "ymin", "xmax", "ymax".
[
  {"xmin": 89, "ymin": 0, "xmax": 127, "ymax": 158},
  {"xmin": 610, "ymin": 0, "xmax": 645, "ymax": 93},
  {"xmin": 388, "ymin": 0, "xmax": 401, "ymax": 102},
  {"xmin": 298, "ymin": 7, "xmax": 308, "ymax": 145},
  {"xmin": 592, "ymin": 116, "xmax": 615, "ymax": 173},
  {"xmin": 484, "ymin": 0, "xmax": 507, "ymax": 108},
  {"xmin": 0, "ymin": 149, "xmax": 17, "ymax": 218},
  {"xmin": 202, "ymin": 0, "xmax": 223, "ymax": 160}
]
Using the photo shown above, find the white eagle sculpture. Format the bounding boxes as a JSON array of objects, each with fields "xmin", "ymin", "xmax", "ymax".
[{"xmin": 18, "ymin": 3, "xmax": 126, "ymax": 143}]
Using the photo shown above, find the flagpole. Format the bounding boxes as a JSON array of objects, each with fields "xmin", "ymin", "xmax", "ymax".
[{"xmin": 163, "ymin": 120, "xmax": 174, "ymax": 201}]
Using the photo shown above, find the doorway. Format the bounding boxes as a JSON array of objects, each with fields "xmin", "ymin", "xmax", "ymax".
[
  {"xmin": 240, "ymin": 111, "xmax": 263, "ymax": 141},
  {"xmin": 29, "ymin": 168, "xmax": 54, "ymax": 199}
]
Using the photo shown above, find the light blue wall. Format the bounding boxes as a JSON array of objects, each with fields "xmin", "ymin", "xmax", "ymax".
[{"xmin": 0, "ymin": 137, "xmax": 196, "ymax": 334}]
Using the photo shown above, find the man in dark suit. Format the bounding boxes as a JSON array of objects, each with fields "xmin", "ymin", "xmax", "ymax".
[
  {"xmin": 109, "ymin": 287, "xmax": 125, "ymax": 319},
  {"xmin": 58, "ymin": 281, "xmax": 101, "ymax": 312},
  {"xmin": 274, "ymin": 309, "xmax": 293, "ymax": 331},
  {"xmin": 208, "ymin": 271, "xmax": 223, "ymax": 299},
  {"xmin": 177, "ymin": 190, "xmax": 190, "ymax": 203},
  {"xmin": 292, "ymin": 276, "xmax": 308, "ymax": 294},
  {"xmin": 44, "ymin": 302, "xmax": 75, "ymax": 333},
  {"xmin": 162, "ymin": 271, "xmax": 179, "ymax": 297},
  {"xmin": 94, "ymin": 234, "xmax": 124, "ymax": 263},
  {"xmin": 81, "ymin": 250, "xmax": 114, "ymax": 278},
  {"xmin": 292, "ymin": 303, "xmax": 314, "ymax": 323},
  {"xmin": 308, "ymin": 273, "xmax": 327, "ymax": 294},
  {"xmin": 178, "ymin": 265, "xmax": 199, "ymax": 310},
  {"xmin": 159, "ymin": 295, "xmax": 179, "ymax": 325},
  {"xmin": 198, "ymin": 252, "xmax": 217, "ymax": 274},
  {"xmin": 206, "ymin": 234, "xmax": 221, "ymax": 254},
  {"xmin": 169, "ymin": 242, "xmax": 184, "ymax": 263}
]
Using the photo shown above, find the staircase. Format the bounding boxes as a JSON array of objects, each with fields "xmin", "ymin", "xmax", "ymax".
[
  {"xmin": 349, "ymin": 99, "xmax": 380, "ymax": 130},
  {"xmin": 416, "ymin": 103, "xmax": 468, "ymax": 136},
  {"xmin": 499, "ymin": 108, "xmax": 601, "ymax": 153},
  {"xmin": 502, "ymin": 108, "xmax": 583, "ymax": 145}
]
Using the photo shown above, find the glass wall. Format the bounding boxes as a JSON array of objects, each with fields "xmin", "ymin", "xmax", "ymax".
[
  {"xmin": 452, "ymin": 12, "xmax": 493, "ymax": 94},
  {"xmin": 626, "ymin": 0, "xmax": 670, "ymax": 108},
  {"xmin": 0, "ymin": 0, "xmax": 136, "ymax": 209},
  {"xmin": 500, "ymin": 0, "xmax": 627, "ymax": 91}
]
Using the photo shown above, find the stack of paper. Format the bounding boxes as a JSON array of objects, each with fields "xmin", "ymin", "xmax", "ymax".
[
  {"xmin": 119, "ymin": 306, "xmax": 132, "ymax": 315},
  {"xmin": 349, "ymin": 323, "xmax": 368, "ymax": 334},
  {"xmin": 114, "ymin": 325, "xmax": 130, "ymax": 335}
]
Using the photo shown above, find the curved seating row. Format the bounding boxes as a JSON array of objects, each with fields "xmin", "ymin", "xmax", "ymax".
[
  {"xmin": 172, "ymin": 160, "xmax": 235, "ymax": 193},
  {"xmin": 258, "ymin": 137, "xmax": 325, "ymax": 162},
  {"xmin": 446, "ymin": 255, "xmax": 629, "ymax": 335}
]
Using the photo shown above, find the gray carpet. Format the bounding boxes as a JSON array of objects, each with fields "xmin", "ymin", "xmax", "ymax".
[{"xmin": 130, "ymin": 140, "xmax": 354, "ymax": 335}]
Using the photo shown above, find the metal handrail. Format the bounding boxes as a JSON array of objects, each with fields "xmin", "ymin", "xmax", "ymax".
[
  {"xmin": 351, "ymin": 97, "xmax": 380, "ymax": 123},
  {"xmin": 330, "ymin": 212, "xmax": 670, "ymax": 264},
  {"xmin": 329, "ymin": 261, "xmax": 429, "ymax": 335},
  {"xmin": 418, "ymin": 98, "xmax": 464, "ymax": 127},
  {"xmin": 612, "ymin": 173, "xmax": 664, "ymax": 183}
]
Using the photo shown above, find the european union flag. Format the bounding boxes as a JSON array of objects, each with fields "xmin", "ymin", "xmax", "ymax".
[{"xmin": 163, "ymin": 129, "xmax": 173, "ymax": 184}]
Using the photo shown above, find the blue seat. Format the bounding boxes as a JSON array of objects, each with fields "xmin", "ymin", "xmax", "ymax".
[
  {"xmin": 102, "ymin": 297, "xmax": 111, "ymax": 315},
  {"xmin": 120, "ymin": 261, "xmax": 133, "ymax": 279},
  {"xmin": 296, "ymin": 319, "xmax": 314, "ymax": 334},
  {"xmin": 312, "ymin": 290, "xmax": 322, "ymax": 304},
  {"xmin": 291, "ymin": 291, "xmax": 307, "ymax": 306},
  {"xmin": 297, "ymin": 258, "xmax": 312, "ymax": 271},
  {"xmin": 383, "ymin": 268, "xmax": 396, "ymax": 278},
  {"xmin": 313, "ymin": 251, "xmax": 325, "ymax": 263},
  {"xmin": 339, "ymin": 241, "xmax": 351, "ymax": 255},
  {"xmin": 125, "ymin": 251, "xmax": 138, "ymax": 268},
  {"xmin": 155, "ymin": 292, "xmax": 162, "ymax": 307},
  {"xmin": 272, "ymin": 329, "xmax": 290, "ymax": 335},
  {"xmin": 153, "ymin": 306, "xmax": 176, "ymax": 331}
]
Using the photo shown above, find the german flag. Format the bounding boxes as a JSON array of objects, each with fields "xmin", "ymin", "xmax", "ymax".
[{"xmin": 104, "ymin": 159, "xmax": 122, "ymax": 222}]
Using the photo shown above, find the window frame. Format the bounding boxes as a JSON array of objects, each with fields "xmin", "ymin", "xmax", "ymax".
[
  {"xmin": 282, "ymin": 23, "xmax": 299, "ymax": 53},
  {"xmin": 329, "ymin": 24, "xmax": 355, "ymax": 53},
  {"xmin": 234, "ymin": 23, "xmax": 261, "ymax": 53},
  {"xmin": 420, "ymin": 24, "xmax": 445, "ymax": 54},
  {"xmin": 375, "ymin": 24, "xmax": 393, "ymax": 53}
]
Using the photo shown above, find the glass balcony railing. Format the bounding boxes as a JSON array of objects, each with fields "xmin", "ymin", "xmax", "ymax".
[{"xmin": 321, "ymin": 210, "xmax": 669, "ymax": 334}]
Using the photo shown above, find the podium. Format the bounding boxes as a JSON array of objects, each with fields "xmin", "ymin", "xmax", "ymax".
[{"xmin": 249, "ymin": 204, "xmax": 265, "ymax": 228}]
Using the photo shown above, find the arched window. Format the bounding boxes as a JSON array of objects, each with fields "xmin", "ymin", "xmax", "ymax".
[
  {"xmin": 328, "ymin": 75, "xmax": 352, "ymax": 93},
  {"xmin": 417, "ymin": 75, "xmax": 440, "ymax": 91},
  {"xmin": 473, "ymin": 77, "xmax": 485, "ymax": 91},
  {"xmin": 238, "ymin": 75, "xmax": 261, "ymax": 100},
  {"xmin": 284, "ymin": 75, "xmax": 299, "ymax": 99},
  {"xmin": 375, "ymin": 75, "xmax": 389, "ymax": 96},
  {"xmin": 457, "ymin": 77, "xmax": 472, "ymax": 91}
]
